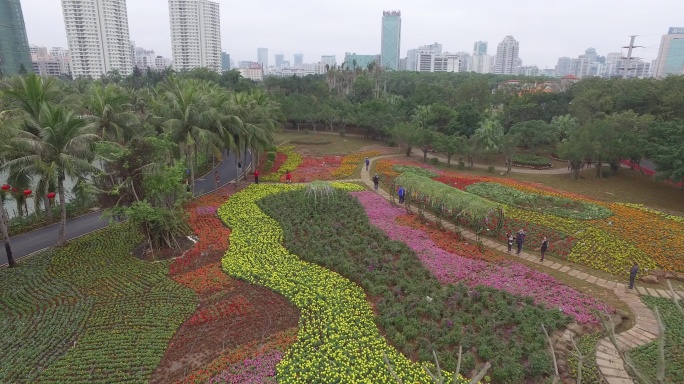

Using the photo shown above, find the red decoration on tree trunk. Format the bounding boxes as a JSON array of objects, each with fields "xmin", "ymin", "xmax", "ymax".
[
  {"xmin": 1, "ymin": 184, "xmax": 10, "ymax": 191},
  {"xmin": 23, "ymin": 189, "xmax": 32, "ymax": 196},
  {"xmin": 47, "ymin": 192, "xmax": 56, "ymax": 199}
]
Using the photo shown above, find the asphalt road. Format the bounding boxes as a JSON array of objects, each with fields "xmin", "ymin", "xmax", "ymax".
[{"xmin": 1, "ymin": 151, "xmax": 251, "ymax": 266}]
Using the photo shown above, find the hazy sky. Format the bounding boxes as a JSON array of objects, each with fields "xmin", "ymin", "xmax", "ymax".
[{"xmin": 22, "ymin": 0, "xmax": 684, "ymax": 69}]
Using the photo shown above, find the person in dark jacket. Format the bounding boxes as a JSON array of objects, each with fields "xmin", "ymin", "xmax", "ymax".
[
  {"xmin": 506, "ymin": 232, "xmax": 514, "ymax": 253},
  {"xmin": 540, "ymin": 236, "xmax": 549, "ymax": 261},
  {"xmin": 629, "ymin": 262, "xmax": 639, "ymax": 289},
  {"xmin": 515, "ymin": 229, "xmax": 525, "ymax": 254},
  {"xmin": 372, "ymin": 174, "xmax": 380, "ymax": 191},
  {"xmin": 365, "ymin": 157, "xmax": 370, "ymax": 171}
]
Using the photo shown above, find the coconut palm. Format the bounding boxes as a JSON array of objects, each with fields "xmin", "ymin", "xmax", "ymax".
[
  {"xmin": 84, "ymin": 83, "xmax": 138, "ymax": 143},
  {"xmin": 2, "ymin": 73, "xmax": 59, "ymax": 134},
  {"xmin": 3, "ymin": 104, "xmax": 99, "ymax": 246}
]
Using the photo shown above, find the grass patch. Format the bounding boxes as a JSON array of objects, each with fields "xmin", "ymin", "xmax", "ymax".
[
  {"xmin": 631, "ymin": 296, "xmax": 684, "ymax": 383},
  {"xmin": 275, "ymin": 131, "xmax": 387, "ymax": 156}
]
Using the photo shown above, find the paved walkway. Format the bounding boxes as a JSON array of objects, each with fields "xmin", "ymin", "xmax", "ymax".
[
  {"xmin": 362, "ymin": 155, "xmax": 681, "ymax": 384},
  {"xmin": 1, "ymin": 151, "xmax": 252, "ymax": 266}
]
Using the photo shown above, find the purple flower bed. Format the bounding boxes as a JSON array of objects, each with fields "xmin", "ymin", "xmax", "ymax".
[
  {"xmin": 207, "ymin": 350, "xmax": 282, "ymax": 384},
  {"xmin": 351, "ymin": 191, "xmax": 613, "ymax": 324}
]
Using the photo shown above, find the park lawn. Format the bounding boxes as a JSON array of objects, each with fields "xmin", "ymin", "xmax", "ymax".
[{"xmin": 274, "ymin": 131, "xmax": 389, "ymax": 156}]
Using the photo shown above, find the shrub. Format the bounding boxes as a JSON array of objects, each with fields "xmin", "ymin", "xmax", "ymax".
[
  {"xmin": 290, "ymin": 136, "xmax": 331, "ymax": 145},
  {"xmin": 303, "ymin": 129, "xmax": 310, "ymax": 134},
  {"xmin": 513, "ymin": 154, "xmax": 551, "ymax": 167},
  {"xmin": 339, "ymin": 128, "xmax": 346, "ymax": 137},
  {"xmin": 457, "ymin": 161, "xmax": 465, "ymax": 170},
  {"xmin": 430, "ymin": 157, "xmax": 440, "ymax": 165}
]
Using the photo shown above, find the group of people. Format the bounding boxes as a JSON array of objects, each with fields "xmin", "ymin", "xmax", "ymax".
[{"xmin": 506, "ymin": 230, "xmax": 548, "ymax": 262}]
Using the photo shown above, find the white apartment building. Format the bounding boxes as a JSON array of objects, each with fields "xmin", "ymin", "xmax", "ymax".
[
  {"xmin": 130, "ymin": 41, "xmax": 156, "ymax": 70},
  {"xmin": 168, "ymin": 0, "xmax": 222, "ymax": 72},
  {"xmin": 414, "ymin": 48, "xmax": 460, "ymax": 73},
  {"xmin": 321, "ymin": 55, "xmax": 336, "ymax": 67},
  {"xmin": 30, "ymin": 45, "xmax": 72, "ymax": 77},
  {"xmin": 494, "ymin": 35, "xmax": 519, "ymax": 75},
  {"xmin": 471, "ymin": 54, "xmax": 493, "ymax": 74},
  {"xmin": 61, "ymin": 0, "xmax": 133, "ymax": 78},
  {"xmin": 155, "ymin": 56, "xmax": 172, "ymax": 70}
]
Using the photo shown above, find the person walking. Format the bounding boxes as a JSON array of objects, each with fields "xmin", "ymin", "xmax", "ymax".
[
  {"xmin": 372, "ymin": 173, "xmax": 380, "ymax": 191},
  {"xmin": 365, "ymin": 157, "xmax": 370, "ymax": 171},
  {"xmin": 629, "ymin": 262, "xmax": 639, "ymax": 289},
  {"xmin": 515, "ymin": 229, "xmax": 525, "ymax": 255},
  {"xmin": 214, "ymin": 171, "xmax": 220, "ymax": 190},
  {"xmin": 285, "ymin": 170, "xmax": 292, "ymax": 183},
  {"xmin": 254, "ymin": 170, "xmax": 259, "ymax": 184},
  {"xmin": 397, "ymin": 186, "xmax": 405, "ymax": 204},
  {"xmin": 506, "ymin": 232, "xmax": 514, "ymax": 253},
  {"xmin": 540, "ymin": 236, "xmax": 549, "ymax": 261}
]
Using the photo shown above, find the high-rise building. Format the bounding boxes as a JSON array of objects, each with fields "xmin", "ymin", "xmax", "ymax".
[
  {"xmin": 61, "ymin": 0, "xmax": 133, "ymax": 78},
  {"xmin": 155, "ymin": 56, "xmax": 172, "ymax": 71},
  {"xmin": 405, "ymin": 49, "xmax": 417, "ymax": 71},
  {"xmin": 275, "ymin": 53, "xmax": 285, "ymax": 68},
  {"xmin": 321, "ymin": 55, "xmax": 336, "ymax": 67},
  {"xmin": 654, "ymin": 27, "xmax": 684, "ymax": 78},
  {"xmin": 343, "ymin": 53, "xmax": 380, "ymax": 70},
  {"xmin": 169, "ymin": 0, "xmax": 222, "ymax": 72},
  {"xmin": 239, "ymin": 63, "xmax": 263, "ymax": 82},
  {"xmin": 293, "ymin": 53, "xmax": 303, "ymax": 68},
  {"xmin": 0, "ymin": 0, "xmax": 32, "ymax": 75},
  {"xmin": 380, "ymin": 10, "xmax": 401, "ymax": 70},
  {"xmin": 221, "ymin": 52, "xmax": 230, "ymax": 71},
  {"xmin": 130, "ymin": 42, "xmax": 156, "ymax": 70},
  {"xmin": 257, "ymin": 47, "xmax": 268, "ymax": 69},
  {"xmin": 30, "ymin": 45, "xmax": 71, "ymax": 77},
  {"xmin": 494, "ymin": 35, "xmax": 519, "ymax": 75},
  {"xmin": 473, "ymin": 41, "xmax": 488, "ymax": 56}
]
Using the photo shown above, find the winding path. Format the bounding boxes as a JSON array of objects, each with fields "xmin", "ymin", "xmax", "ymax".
[
  {"xmin": 0, "ymin": 151, "xmax": 252, "ymax": 266},
  {"xmin": 362, "ymin": 154, "xmax": 682, "ymax": 384}
]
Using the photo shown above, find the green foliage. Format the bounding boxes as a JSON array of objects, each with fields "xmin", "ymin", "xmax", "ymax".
[
  {"xmin": 393, "ymin": 165, "xmax": 439, "ymax": 178},
  {"xmin": 508, "ymin": 120, "xmax": 556, "ymax": 154},
  {"xmin": 430, "ymin": 157, "xmax": 440, "ymax": 166},
  {"xmin": 258, "ymin": 189, "xmax": 569, "ymax": 383},
  {"xmin": 395, "ymin": 172, "xmax": 504, "ymax": 230},
  {"xmin": 487, "ymin": 165, "xmax": 495, "ymax": 173},
  {"xmin": 465, "ymin": 182, "xmax": 613, "ymax": 220},
  {"xmin": 567, "ymin": 333, "xmax": 605, "ymax": 384},
  {"xmin": 631, "ymin": 296, "xmax": 684, "ymax": 383},
  {"xmin": 647, "ymin": 120, "xmax": 684, "ymax": 185},
  {"xmin": 0, "ymin": 224, "xmax": 196, "ymax": 383},
  {"xmin": 512, "ymin": 154, "xmax": 552, "ymax": 167}
]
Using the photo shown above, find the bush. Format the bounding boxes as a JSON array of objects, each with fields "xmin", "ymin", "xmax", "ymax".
[
  {"xmin": 303, "ymin": 129, "xmax": 310, "ymax": 134},
  {"xmin": 388, "ymin": 139, "xmax": 398, "ymax": 147},
  {"xmin": 487, "ymin": 165, "xmax": 495, "ymax": 173},
  {"xmin": 267, "ymin": 152, "xmax": 277, "ymax": 161},
  {"xmin": 290, "ymin": 136, "xmax": 332, "ymax": 145},
  {"xmin": 339, "ymin": 128, "xmax": 346, "ymax": 137},
  {"xmin": 457, "ymin": 161, "xmax": 465, "ymax": 170},
  {"xmin": 430, "ymin": 157, "xmax": 439, "ymax": 166},
  {"xmin": 513, "ymin": 154, "xmax": 552, "ymax": 167}
]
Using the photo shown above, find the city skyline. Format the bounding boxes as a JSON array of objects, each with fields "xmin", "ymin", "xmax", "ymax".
[{"xmin": 19, "ymin": 0, "xmax": 684, "ymax": 69}]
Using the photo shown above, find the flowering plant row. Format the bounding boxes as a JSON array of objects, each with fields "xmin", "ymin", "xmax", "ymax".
[
  {"xmin": 185, "ymin": 295, "xmax": 254, "ymax": 326},
  {"xmin": 260, "ymin": 187, "xmax": 568, "ymax": 382},
  {"xmin": 261, "ymin": 146, "xmax": 303, "ymax": 182},
  {"xmin": 288, "ymin": 155, "xmax": 343, "ymax": 182},
  {"xmin": 218, "ymin": 183, "xmax": 445, "ymax": 383},
  {"xmin": 353, "ymin": 191, "xmax": 612, "ymax": 325}
]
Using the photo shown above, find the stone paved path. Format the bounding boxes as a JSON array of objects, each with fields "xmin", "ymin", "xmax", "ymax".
[{"xmin": 361, "ymin": 155, "xmax": 682, "ymax": 384}]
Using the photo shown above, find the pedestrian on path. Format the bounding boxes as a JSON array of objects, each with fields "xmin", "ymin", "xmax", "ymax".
[
  {"xmin": 285, "ymin": 170, "xmax": 292, "ymax": 183},
  {"xmin": 515, "ymin": 229, "xmax": 525, "ymax": 254},
  {"xmin": 365, "ymin": 157, "xmax": 370, "ymax": 171},
  {"xmin": 397, "ymin": 186, "xmax": 405, "ymax": 204},
  {"xmin": 506, "ymin": 232, "xmax": 514, "ymax": 253},
  {"xmin": 540, "ymin": 236, "xmax": 549, "ymax": 261},
  {"xmin": 214, "ymin": 171, "xmax": 220, "ymax": 190},
  {"xmin": 629, "ymin": 262, "xmax": 639, "ymax": 289},
  {"xmin": 254, "ymin": 170, "xmax": 259, "ymax": 184},
  {"xmin": 372, "ymin": 174, "xmax": 380, "ymax": 191}
]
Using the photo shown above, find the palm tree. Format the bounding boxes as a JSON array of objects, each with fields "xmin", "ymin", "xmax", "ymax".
[
  {"xmin": 4, "ymin": 104, "xmax": 99, "ymax": 246},
  {"xmin": 84, "ymin": 83, "xmax": 138, "ymax": 143},
  {"xmin": 2, "ymin": 73, "xmax": 59, "ymax": 134},
  {"xmin": 158, "ymin": 77, "xmax": 222, "ymax": 194}
]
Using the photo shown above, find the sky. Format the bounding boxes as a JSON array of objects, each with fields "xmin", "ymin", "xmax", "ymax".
[{"xmin": 22, "ymin": 0, "xmax": 684, "ymax": 69}]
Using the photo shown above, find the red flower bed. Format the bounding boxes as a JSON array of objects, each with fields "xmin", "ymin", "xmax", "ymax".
[
  {"xmin": 287, "ymin": 155, "xmax": 343, "ymax": 182},
  {"xmin": 185, "ymin": 295, "xmax": 254, "ymax": 326},
  {"xmin": 172, "ymin": 263, "xmax": 233, "ymax": 294},
  {"xmin": 433, "ymin": 174, "xmax": 483, "ymax": 190},
  {"xmin": 260, "ymin": 152, "xmax": 287, "ymax": 175}
]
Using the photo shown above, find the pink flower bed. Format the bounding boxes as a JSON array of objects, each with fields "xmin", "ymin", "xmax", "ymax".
[
  {"xmin": 351, "ymin": 191, "xmax": 613, "ymax": 324},
  {"xmin": 207, "ymin": 350, "xmax": 282, "ymax": 384}
]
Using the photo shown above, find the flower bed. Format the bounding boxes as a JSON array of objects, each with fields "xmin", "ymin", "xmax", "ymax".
[
  {"xmin": 465, "ymin": 182, "xmax": 613, "ymax": 220},
  {"xmin": 261, "ymin": 146, "xmax": 303, "ymax": 182},
  {"xmin": 219, "ymin": 183, "xmax": 444, "ymax": 383},
  {"xmin": 258, "ymin": 186, "xmax": 576, "ymax": 383},
  {"xmin": 330, "ymin": 150, "xmax": 382, "ymax": 178},
  {"xmin": 353, "ymin": 191, "xmax": 611, "ymax": 325},
  {"xmin": 288, "ymin": 155, "xmax": 343, "ymax": 182}
]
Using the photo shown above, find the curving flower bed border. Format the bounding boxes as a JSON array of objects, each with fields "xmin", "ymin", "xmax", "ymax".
[
  {"xmin": 218, "ymin": 183, "xmax": 457, "ymax": 383},
  {"xmin": 261, "ymin": 146, "xmax": 303, "ymax": 182}
]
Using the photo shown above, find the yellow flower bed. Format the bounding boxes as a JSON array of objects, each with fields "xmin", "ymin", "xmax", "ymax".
[
  {"xmin": 218, "ymin": 183, "xmax": 468, "ymax": 383},
  {"xmin": 331, "ymin": 151, "xmax": 383, "ymax": 178},
  {"xmin": 262, "ymin": 146, "xmax": 303, "ymax": 182}
]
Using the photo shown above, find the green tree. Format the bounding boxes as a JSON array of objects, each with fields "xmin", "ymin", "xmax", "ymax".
[
  {"xmin": 508, "ymin": 120, "xmax": 556, "ymax": 154},
  {"xmin": 84, "ymin": 83, "xmax": 138, "ymax": 143},
  {"xmin": 550, "ymin": 114, "xmax": 578, "ymax": 143},
  {"xmin": 472, "ymin": 118, "xmax": 504, "ymax": 154},
  {"xmin": 646, "ymin": 120, "xmax": 684, "ymax": 187},
  {"xmin": 434, "ymin": 132, "xmax": 467, "ymax": 166}
]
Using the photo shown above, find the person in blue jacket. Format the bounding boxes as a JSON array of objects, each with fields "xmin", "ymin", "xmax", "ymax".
[{"xmin": 397, "ymin": 186, "xmax": 405, "ymax": 204}]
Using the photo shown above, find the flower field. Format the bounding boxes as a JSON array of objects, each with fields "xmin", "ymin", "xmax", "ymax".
[
  {"xmin": 378, "ymin": 158, "xmax": 684, "ymax": 276},
  {"xmin": 0, "ymin": 224, "xmax": 197, "ymax": 383},
  {"xmin": 287, "ymin": 155, "xmax": 343, "ymax": 182},
  {"xmin": 256, "ymin": 185, "xmax": 576, "ymax": 383},
  {"xmin": 261, "ymin": 146, "xmax": 303, "ymax": 182}
]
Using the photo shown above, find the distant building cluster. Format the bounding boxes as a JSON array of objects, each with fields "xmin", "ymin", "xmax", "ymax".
[{"xmin": 5, "ymin": 2, "xmax": 684, "ymax": 82}]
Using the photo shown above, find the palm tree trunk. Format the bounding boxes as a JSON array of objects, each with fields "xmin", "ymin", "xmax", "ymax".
[
  {"xmin": 44, "ymin": 195, "xmax": 52, "ymax": 221},
  {"xmin": 57, "ymin": 175, "xmax": 67, "ymax": 246},
  {"xmin": 0, "ymin": 206, "xmax": 15, "ymax": 267}
]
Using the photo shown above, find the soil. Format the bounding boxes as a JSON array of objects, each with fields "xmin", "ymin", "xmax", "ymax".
[
  {"xmin": 132, "ymin": 236, "xmax": 196, "ymax": 262},
  {"xmin": 150, "ymin": 256, "xmax": 300, "ymax": 384}
]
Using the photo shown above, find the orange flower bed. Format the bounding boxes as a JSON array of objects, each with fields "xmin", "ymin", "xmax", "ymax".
[
  {"xmin": 172, "ymin": 263, "xmax": 234, "ymax": 294},
  {"xmin": 185, "ymin": 295, "xmax": 254, "ymax": 326},
  {"xmin": 396, "ymin": 214, "xmax": 504, "ymax": 263},
  {"xmin": 331, "ymin": 151, "xmax": 383, "ymax": 178},
  {"xmin": 174, "ymin": 328, "xmax": 298, "ymax": 384}
]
